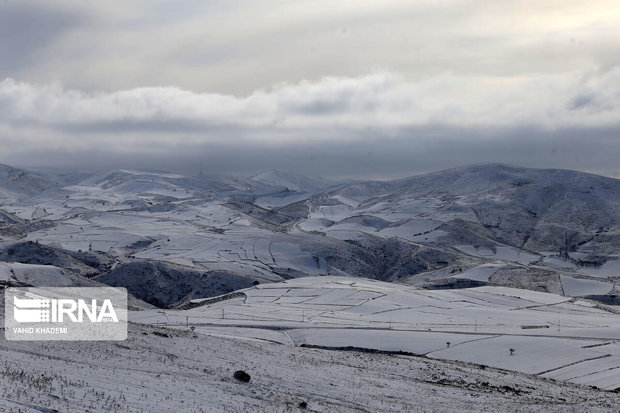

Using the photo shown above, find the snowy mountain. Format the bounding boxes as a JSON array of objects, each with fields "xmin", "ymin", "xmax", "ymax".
[
  {"xmin": 0, "ymin": 163, "xmax": 619, "ymax": 305},
  {"xmin": 0, "ymin": 164, "xmax": 55, "ymax": 201},
  {"xmin": 285, "ymin": 164, "xmax": 620, "ymax": 298},
  {"xmin": 316, "ymin": 163, "xmax": 620, "ymax": 253}
]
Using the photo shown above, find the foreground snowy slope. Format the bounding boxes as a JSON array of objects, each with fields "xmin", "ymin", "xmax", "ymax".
[
  {"xmin": 132, "ymin": 276, "xmax": 620, "ymax": 391},
  {"xmin": 1, "ymin": 293, "xmax": 619, "ymax": 412}
]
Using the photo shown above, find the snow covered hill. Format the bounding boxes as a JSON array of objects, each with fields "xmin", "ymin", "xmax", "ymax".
[
  {"xmin": 0, "ymin": 262, "xmax": 97, "ymax": 287},
  {"xmin": 305, "ymin": 163, "xmax": 620, "ymax": 255},
  {"xmin": 1, "ymin": 281, "xmax": 620, "ymax": 412},
  {"xmin": 133, "ymin": 276, "xmax": 620, "ymax": 391},
  {"xmin": 0, "ymin": 163, "xmax": 619, "ymax": 303},
  {"xmin": 0, "ymin": 164, "xmax": 55, "ymax": 201},
  {"xmin": 288, "ymin": 164, "xmax": 620, "ymax": 300}
]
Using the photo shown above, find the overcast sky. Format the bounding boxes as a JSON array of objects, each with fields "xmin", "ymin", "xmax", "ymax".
[{"xmin": 1, "ymin": 0, "xmax": 620, "ymax": 179}]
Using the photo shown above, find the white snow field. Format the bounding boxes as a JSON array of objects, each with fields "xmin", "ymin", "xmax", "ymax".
[
  {"xmin": 0, "ymin": 262, "xmax": 99, "ymax": 286},
  {"xmin": 1, "ymin": 283, "xmax": 620, "ymax": 413},
  {"xmin": 131, "ymin": 276, "xmax": 620, "ymax": 393}
]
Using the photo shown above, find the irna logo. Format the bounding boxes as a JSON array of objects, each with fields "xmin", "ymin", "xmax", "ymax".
[
  {"xmin": 5, "ymin": 287, "xmax": 127, "ymax": 341},
  {"xmin": 13, "ymin": 296, "xmax": 119, "ymax": 323}
]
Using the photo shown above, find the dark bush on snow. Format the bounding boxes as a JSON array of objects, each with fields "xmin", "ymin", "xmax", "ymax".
[{"xmin": 233, "ymin": 370, "xmax": 251, "ymax": 383}]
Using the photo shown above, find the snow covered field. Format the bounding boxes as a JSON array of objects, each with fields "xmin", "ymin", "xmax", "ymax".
[
  {"xmin": 2, "ymin": 285, "xmax": 620, "ymax": 412},
  {"xmin": 131, "ymin": 276, "xmax": 620, "ymax": 392}
]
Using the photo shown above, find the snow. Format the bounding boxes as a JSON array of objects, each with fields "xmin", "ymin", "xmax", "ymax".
[
  {"xmin": 428, "ymin": 335, "xmax": 610, "ymax": 376},
  {"xmin": 310, "ymin": 204, "xmax": 354, "ymax": 221},
  {"xmin": 129, "ymin": 276, "xmax": 620, "ymax": 392},
  {"xmin": 287, "ymin": 328, "xmax": 488, "ymax": 355},
  {"xmin": 450, "ymin": 263, "xmax": 505, "ymax": 282},
  {"xmin": 2, "ymin": 163, "xmax": 620, "ymax": 411},
  {"xmin": 0, "ymin": 262, "xmax": 98, "ymax": 286},
  {"xmin": 2, "ymin": 163, "xmax": 619, "ymax": 300},
  {"xmin": 254, "ymin": 192, "xmax": 313, "ymax": 209},
  {"xmin": 577, "ymin": 256, "xmax": 620, "ymax": 279},
  {"xmin": 543, "ymin": 255, "xmax": 578, "ymax": 271},
  {"xmin": 3, "ymin": 319, "xmax": 618, "ymax": 412},
  {"xmin": 560, "ymin": 275, "xmax": 614, "ymax": 296},
  {"xmin": 0, "ymin": 275, "xmax": 619, "ymax": 411},
  {"xmin": 456, "ymin": 245, "xmax": 539, "ymax": 264},
  {"xmin": 541, "ymin": 355, "xmax": 620, "ymax": 390}
]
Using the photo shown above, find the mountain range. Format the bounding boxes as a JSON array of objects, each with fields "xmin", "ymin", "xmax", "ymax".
[{"xmin": 0, "ymin": 163, "xmax": 618, "ymax": 307}]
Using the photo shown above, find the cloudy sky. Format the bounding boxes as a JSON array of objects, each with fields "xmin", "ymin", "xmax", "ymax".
[{"xmin": 1, "ymin": 0, "xmax": 620, "ymax": 179}]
